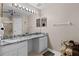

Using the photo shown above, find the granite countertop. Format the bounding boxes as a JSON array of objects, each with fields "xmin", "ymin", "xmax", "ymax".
[{"xmin": 0, "ymin": 33, "xmax": 47, "ymax": 46}]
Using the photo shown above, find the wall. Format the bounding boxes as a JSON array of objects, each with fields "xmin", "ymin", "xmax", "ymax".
[
  {"xmin": 13, "ymin": 15, "xmax": 29, "ymax": 35},
  {"xmin": 3, "ymin": 23, "xmax": 13, "ymax": 38},
  {"xmin": 16, "ymin": 4, "xmax": 41, "ymax": 33},
  {"xmin": 28, "ymin": 13, "xmax": 41, "ymax": 33},
  {"xmin": 29, "ymin": 3, "xmax": 79, "ymax": 51},
  {"xmin": 13, "ymin": 17, "xmax": 21, "ymax": 35},
  {"xmin": 0, "ymin": 3, "xmax": 40, "ymax": 37},
  {"xmin": 0, "ymin": 3, "xmax": 13, "ymax": 37},
  {"xmin": 22, "ymin": 16, "xmax": 29, "ymax": 34},
  {"xmin": 13, "ymin": 3, "xmax": 41, "ymax": 35},
  {"xmin": 0, "ymin": 3, "xmax": 1, "ymax": 17}
]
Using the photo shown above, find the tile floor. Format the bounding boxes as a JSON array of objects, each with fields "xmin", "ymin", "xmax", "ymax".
[{"xmin": 28, "ymin": 48, "xmax": 61, "ymax": 56}]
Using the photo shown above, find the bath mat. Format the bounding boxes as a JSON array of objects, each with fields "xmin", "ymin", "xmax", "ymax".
[{"xmin": 42, "ymin": 51, "xmax": 55, "ymax": 56}]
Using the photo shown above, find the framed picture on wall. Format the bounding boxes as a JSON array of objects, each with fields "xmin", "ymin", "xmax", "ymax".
[
  {"xmin": 36, "ymin": 17, "xmax": 47, "ymax": 27},
  {"xmin": 36, "ymin": 18, "xmax": 40, "ymax": 27},
  {"xmin": 41, "ymin": 17, "xmax": 47, "ymax": 27}
]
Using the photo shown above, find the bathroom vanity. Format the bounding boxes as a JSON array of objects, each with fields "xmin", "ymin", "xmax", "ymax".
[
  {"xmin": 0, "ymin": 40, "xmax": 28, "ymax": 56},
  {"xmin": 0, "ymin": 33, "xmax": 48, "ymax": 56}
]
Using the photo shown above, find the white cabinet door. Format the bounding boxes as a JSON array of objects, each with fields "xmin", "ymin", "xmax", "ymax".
[
  {"xmin": 33, "ymin": 38, "xmax": 39, "ymax": 52},
  {"xmin": 1, "ymin": 43, "xmax": 18, "ymax": 56},
  {"xmin": 39, "ymin": 36, "xmax": 48, "ymax": 52},
  {"xmin": 39, "ymin": 37, "xmax": 45, "ymax": 52},
  {"xmin": 43, "ymin": 36, "xmax": 48, "ymax": 50},
  {"xmin": 18, "ymin": 41, "xmax": 28, "ymax": 56},
  {"xmin": 33, "ymin": 36, "xmax": 48, "ymax": 53},
  {"xmin": 1, "ymin": 40, "xmax": 28, "ymax": 56},
  {"xmin": 18, "ymin": 46, "xmax": 27, "ymax": 56},
  {"xmin": 28, "ymin": 39, "xmax": 33, "ymax": 53},
  {"xmin": 3, "ymin": 49, "xmax": 17, "ymax": 56}
]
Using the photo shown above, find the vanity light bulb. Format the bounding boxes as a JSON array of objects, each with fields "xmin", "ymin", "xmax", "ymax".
[
  {"xmin": 22, "ymin": 7, "xmax": 25, "ymax": 10},
  {"xmin": 32, "ymin": 10, "xmax": 35, "ymax": 14},
  {"xmin": 31, "ymin": 10, "xmax": 34, "ymax": 13},
  {"xmin": 28, "ymin": 9, "xmax": 31, "ymax": 12},
  {"xmin": 18, "ymin": 5, "xmax": 22, "ymax": 9},
  {"xmin": 25, "ymin": 8, "xmax": 28, "ymax": 11},
  {"xmin": 13, "ymin": 3, "xmax": 18, "ymax": 7},
  {"xmin": 14, "ymin": 3, "xmax": 18, "ymax": 6}
]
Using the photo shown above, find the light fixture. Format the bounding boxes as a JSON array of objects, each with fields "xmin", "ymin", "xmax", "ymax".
[{"xmin": 12, "ymin": 3, "xmax": 35, "ymax": 14}]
